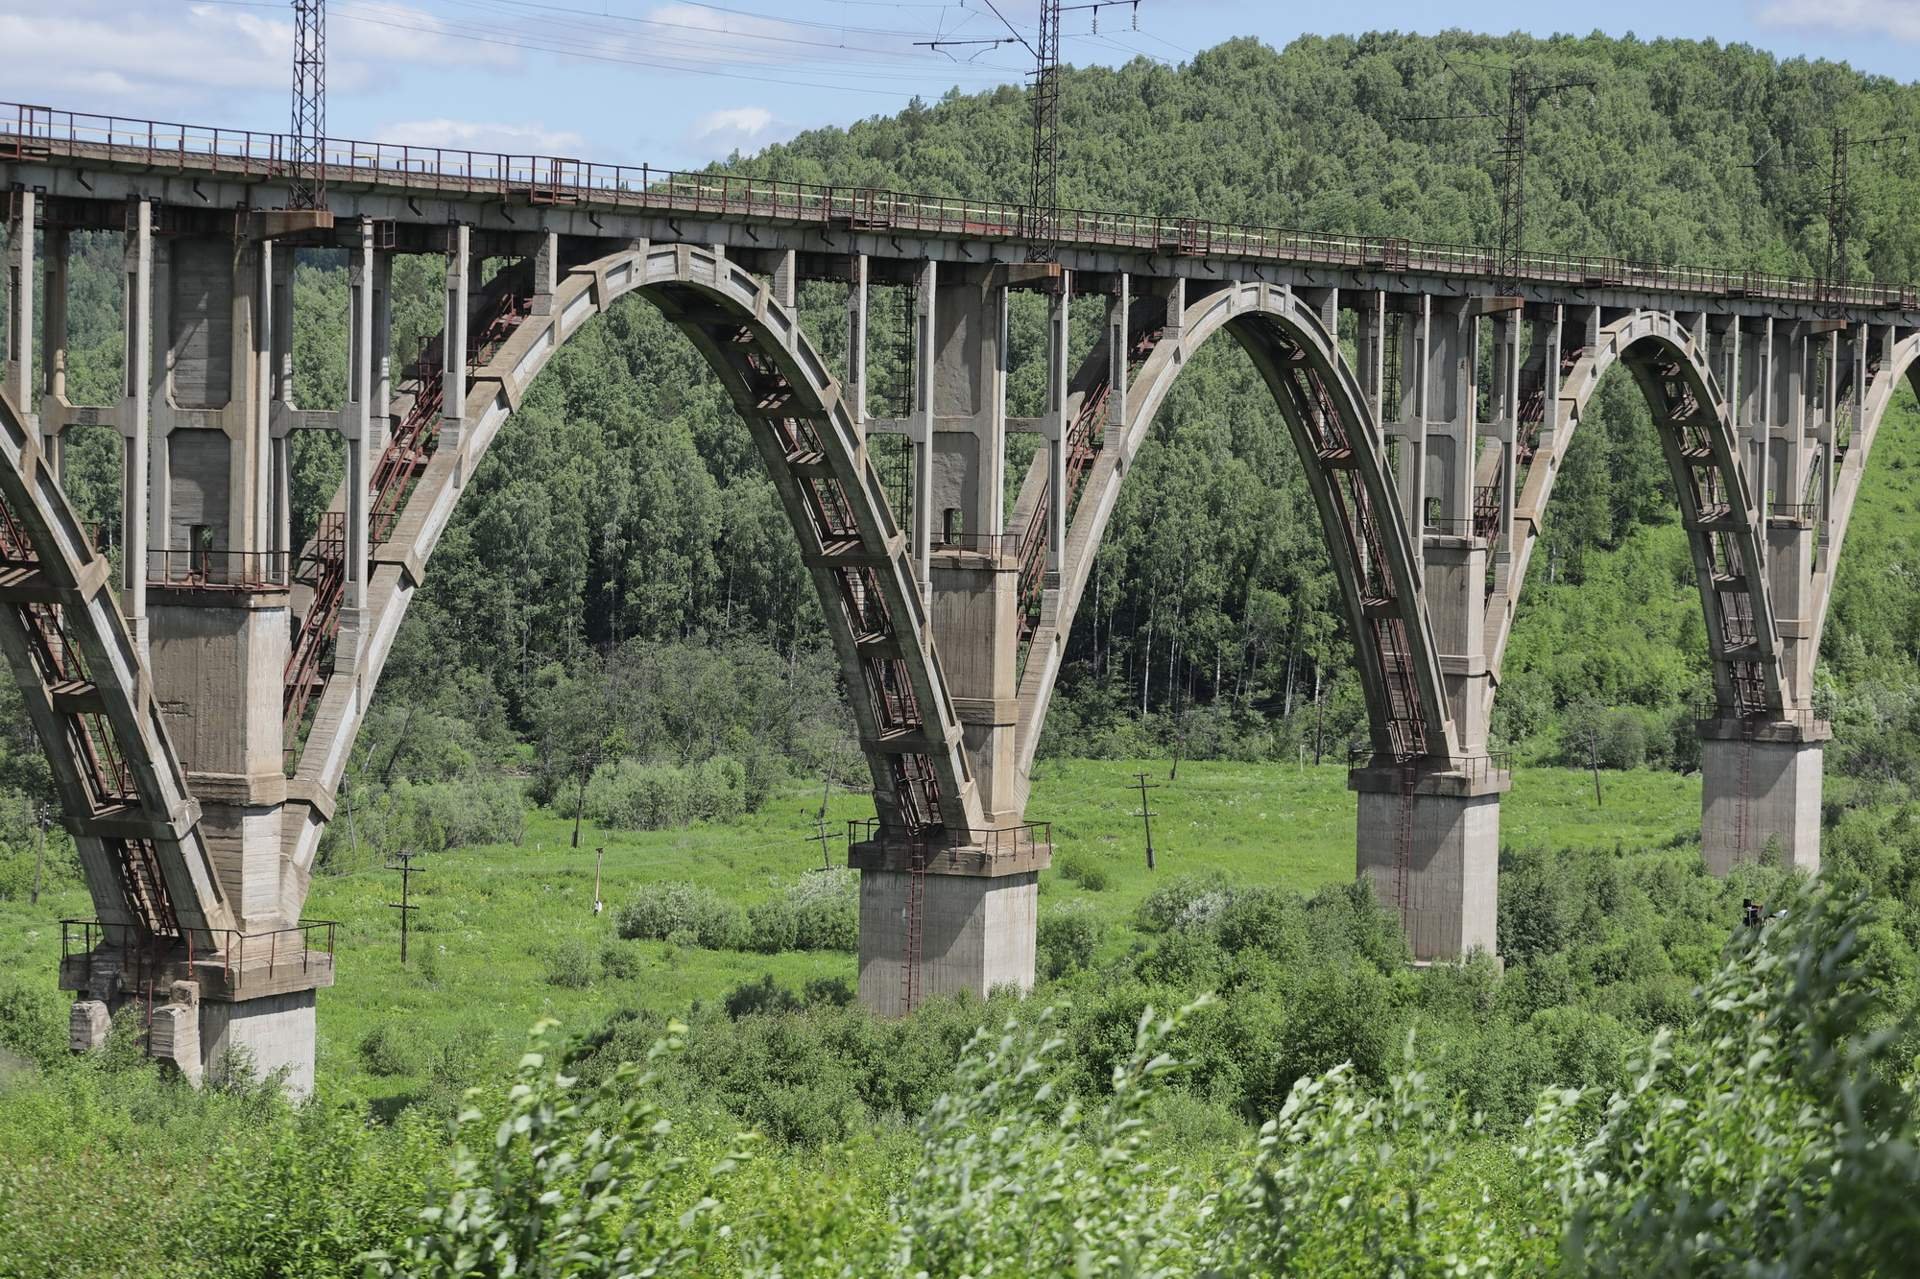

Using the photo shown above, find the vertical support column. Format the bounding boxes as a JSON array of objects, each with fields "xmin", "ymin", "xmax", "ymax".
[
  {"xmin": 145, "ymin": 233, "xmax": 172, "ymax": 563},
  {"xmin": 1353, "ymin": 290, "xmax": 1386, "ymax": 445},
  {"xmin": 253, "ymin": 239, "xmax": 274, "ymax": 558},
  {"xmin": 268, "ymin": 242, "xmax": 295, "ymax": 561},
  {"xmin": 1105, "ymin": 272, "xmax": 1129, "ymax": 443},
  {"xmin": 1045, "ymin": 272, "xmax": 1070, "ymax": 576},
  {"xmin": 441, "ymin": 225, "xmax": 470, "ymax": 453},
  {"xmin": 771, "ymin": 249, "xmax": 797, "ymax": 311},
  {"xmin": 845, "ymin": 254, "xmax": 868, "ymax": 447},
  {"xmin": 1490, "ymin": 308, "xmax": 1520, "ymax": 552},
  {"xmin": 122, "ymin": 200, "xmax": 153, "ymax": 660},
  {"xmin": 39, "ymin": 225, "xmax": 66, "ymax": 472},
  {"xmin": 1737, "ymin": 318, "xmax": 1769, "ymax": 537},
  {"xmin": 530, "ymin": 230, "xmax": 559, "ymax": 316},
  {"xmin": 1392, "ymin": 295, "xmax": 1432, "ymax": 578},
  {"xmin": 4, "ymin": 191, "xmax": 33, "ymax": 429},
  {"xmin": 338, "ymin": 220, "xmax": 374, "ymax": 672},
  {"xmin": 1427, "ymin": 300, "xmax": 1475, "ymax": 529},
  {"xmin": 911, "ymin": 259, "xmax": 936, "ymax": 602},
  {"xmin": 369, "ymin": 249, "xmax": 392, "ymax": 455}
]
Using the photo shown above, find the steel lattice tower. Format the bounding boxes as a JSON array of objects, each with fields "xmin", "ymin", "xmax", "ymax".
[
  {"xmin": 1027, "ymin": 0, "xmax": 1062, "ymax": 257},
  {"xmin": 289, "ymin": 0, "xmax": 326, "ymax": 210}
]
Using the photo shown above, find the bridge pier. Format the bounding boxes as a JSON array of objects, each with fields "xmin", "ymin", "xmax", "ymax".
[
  {"xmin": 1699, "ymin": 717, "xmax": 1827, "ymax": 874},
  {"xmin": 1350, "ymin": 758, "xmax": 1507, "ymax": 960}
]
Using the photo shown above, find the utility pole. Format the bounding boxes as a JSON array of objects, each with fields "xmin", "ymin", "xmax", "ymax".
[
  {"xmin": 592, "ymin": 846, "xmax": 605, "ymax": 915},
  {"xmin": 925, "ymin": 2, "xmax": 1147, "ymax": 260},
  {"xmin": 804, "ymin": 777, "xmax": 841, "ymax": 871},
  {"xmin": 1132, "ymin": 771, "xmax": 1159, "ymax": 871},
  {"xmin": 1821, "ymin": 127, "xmax": 1906, "ymax": 303},
  {"xmin": 289, "ymin": 0, "xmax": 327, "ymax": 210},
  {"xmin": 1406, "ymin": 63, "xmax": 1592, "ymax": 292},
  {"xmin": 386, "ymin": 848, "xmax": 423, "ymax": 965},
  {"xmin": 28, "ymin": 804, "xmax": 47, "ymax": 906},
  {"xmin": 1027, "ymin": 0, "xmax": 1064, "ymax": 256}
]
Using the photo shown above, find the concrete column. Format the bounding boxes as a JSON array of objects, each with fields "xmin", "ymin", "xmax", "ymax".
[
  {"xmin": 1353, "ymin": 290, "xmax": 1386, "ymax": 443},
  {"xmin": 1045, "ymin": 273, "xmax": 1069, "ymax": 574},
  {"xmin": 530, "ymin": 230, "xmax": 559, "ymax": 316},
  {"xmin": 145, "ymin": 235, "xmax": 172, "ymax": 561},
  {"xmin": 1737, "ymin": 318, "xmax": 1769, "ymax": 534},
  {"xmin": 845, "ymin": 253, "xmax": 868, "ymax": 443},
  {"xmin": 340, "ymin": 222, "xmax": 374, "ymax": 663},
  {"xmin": 1699, "ymin": 718, "xmax": 1826, "ymax": 875},
  {"xmin": 1489, "ymin": 309, "xmax": 1520, "ymax": 554},
  {"xmin": 1106, "ymin": 274, "xmax": 1130, "ymax": 441},
  {"xmin": 4, "ymin": 191, "xmax": 33, "ymax": 427},
  {"xmin": 1425, "ymin": 300, "xmax": 1475, "ymax": 531},
  {"xmin": 911, "ymin": 259, "xmax": 935, "ymax": 601},
  {"xmin": 771, "ymin": 248, "xmax": 797, "ymax": 310},
  {"xmin": 121, "ymin": 201, "xmax": 152, "ymax": 657},
  {"xmin": 39, "ymin": 225, "xmax": 65, "ymax": 470},
  {"xmin": 268, "ymin": 244, "xmax": 294, "ymax": 561},
  {"xmin": 1392, "ymin": 295, "xmax": 1430, "ymax": 575},
  {"xmin": 252, "ymin": 240, "xmax": 274, "ymax": 558},
  {"xmin": 369, "ymin": 249, "xmax": 392, "ymax": 455},
  {"xmin": 442, "ymin": 224, "xmax": 470, "ymax": 452}
]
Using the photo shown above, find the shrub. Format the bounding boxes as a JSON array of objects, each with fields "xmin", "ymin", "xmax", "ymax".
[
  {"xmin": 615, "ymin": 880, "xmax": 747, "ymax": 950},
  {"xmin": 586, "ymin": 759, "xmax": 693, "ymax": 830},
  {"xmin": 599, "ymin": 940, "xmax": 645, "ymax": 981},
  {"xmin": 1037, "ymin": 900, "xmax": 1104, "ymax": 980},
  {"xmin": 358, "ymin": 1021, "xmax": 420, "ymax": 1078},
  {"xmin": 747, "ymin": 869, "xmax": 858, "ymax": 954},
  {"xmin": 1136, "ymin": 872, "xmax": 1237, "ymax": 934},
  {"xmin": 1056, "ymin": 852, "xmax": 1112, "ymax": 892},
  {"xmin": 688, "ymin": 756, "xmax": 747, "ymax": 822},
  {"xmin": 543, "ymin": 939, "xmax": 596, "ymax": 989}
]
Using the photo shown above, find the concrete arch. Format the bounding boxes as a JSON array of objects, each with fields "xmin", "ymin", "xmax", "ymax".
[
  {"xmin": 0, "ymin": 385, "xmax": 234, "ymax": 942},
  {"xmin": 282, "ymin": 243, "xmax": 983, "ymax": 882},
  {"xmin": 1813, "ymin": 329, "xmax": 1920, "ymax": 653},
  {"xmin": 1013, "ymin": 281, "xmax": 1455, "ymax": 789},
  {"xmin": 1484, "ymin": 311, "xmax": 1791, "ymax": 721}
]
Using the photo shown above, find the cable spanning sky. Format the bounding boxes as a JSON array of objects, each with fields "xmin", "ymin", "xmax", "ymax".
[{"xmin": 0, "ymin": 1, "xmax": 1913, "ymax": 169}]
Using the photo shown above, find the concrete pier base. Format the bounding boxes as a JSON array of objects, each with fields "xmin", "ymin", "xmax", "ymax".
[
  {"xmin": 1699, "ymin": 717, "xmax": 1828, "ymax": 876},
  {"xmin": 851, "ymin": 835, "xmax": 1049, "ymax": 1017},
  {"xmin": 1350, "ymin": 760, "xmax": 1509, "ymax": 960},
  {"xmin": 201, "ymin": 989, "xmax": 317, "ymax": 1099}
]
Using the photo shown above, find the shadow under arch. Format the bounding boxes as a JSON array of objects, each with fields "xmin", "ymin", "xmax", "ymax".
[
  {"xmin": 283, "ymin": 244, "xmax": 984, "ymax": 877},
  {"xmin": 1012, "ymin": 281, "xmax": 1456, "ymax": 795},
  {"xmin": 1486, "ymin": 311, "xmax": 1793, "ymax": 726}
]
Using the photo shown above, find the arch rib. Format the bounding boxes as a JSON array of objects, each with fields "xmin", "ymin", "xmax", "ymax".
[
  {"xmin": 0, "ymin": 386, "xmax": 233, "ymax": 944},
  {"xmin": 1011, "ymin": 281, "xmax": 1455, "ymax": 794},
  {"xmin": 280, "ymin": 245, "xmax": 983, "ymax": 888},
  {"xmin": 1484, "ymin": 312, "xmax": 1791, "ymax": 720}
]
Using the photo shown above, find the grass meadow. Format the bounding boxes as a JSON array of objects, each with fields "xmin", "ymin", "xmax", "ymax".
[{"xmin": 0, "ymin": 758, "xmax": 1699, "ymax": 1108}]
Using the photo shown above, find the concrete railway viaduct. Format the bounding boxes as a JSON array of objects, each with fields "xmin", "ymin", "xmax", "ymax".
[{"xmin": 2, "ymin": 104, "xmax": 1913, "ymax": 1092}]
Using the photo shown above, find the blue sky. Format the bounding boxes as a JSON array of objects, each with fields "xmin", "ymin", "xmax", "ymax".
[{"xmin": 2, "ymin": 1, "xmax": 1916, "ymax": 169}]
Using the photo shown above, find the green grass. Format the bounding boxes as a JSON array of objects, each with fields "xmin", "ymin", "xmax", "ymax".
[{"xmin": 0, "ymin": 759, "xmax": 1700, "ymax": 1108}]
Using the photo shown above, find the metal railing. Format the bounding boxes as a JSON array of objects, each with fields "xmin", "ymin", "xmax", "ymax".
[
  {"xmin": 1694, "ymin": 690, "xmax": 1834, "ymax": 728},
  {"xmin": 6, "ymin": 101, "xmax": 1920, "ymax": 312},
  {"xmin": 931, "ymin": 531, "xmax": 1022, "ymax": 558},
  {"xmin": 1348, "ymin": 748, "xmax": 1512, "ymax": 784},
  {"xmin": 848, "ymin": 817, "xmax": 1052, "ymax": 858},
  {"xmin": 147, "ymin": 549, "xmax": 290, "ymax": 589},
  {"xmin": 62, "ymin": 917, "xmax": 338, "ymax": 993}
]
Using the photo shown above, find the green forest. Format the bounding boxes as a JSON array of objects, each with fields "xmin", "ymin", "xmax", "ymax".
[{"xmin": 4, "ymin": 27, "xmax": 1920, "ymax": 1276}]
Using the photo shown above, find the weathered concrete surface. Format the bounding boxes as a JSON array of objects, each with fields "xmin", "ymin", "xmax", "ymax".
[
  {"xmin": 200, "ymin": 989, "xmax": 317, "ymax": 1100},
  {"xmin": 1352, "ymin": 766, "xmax": 1506, "ymax": 961},
  {"xmin": 857, "ymin": 867, "xmax": 1039, "ymax": 1017},
  {"xmin": 1700, "ymin": 721, "xmax": 1826, "ymax": 876}
]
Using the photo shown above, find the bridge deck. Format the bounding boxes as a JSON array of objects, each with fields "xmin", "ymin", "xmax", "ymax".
[{"xmin": 2, "ymin": 101, "xmax": 1916, "ymax": 318}]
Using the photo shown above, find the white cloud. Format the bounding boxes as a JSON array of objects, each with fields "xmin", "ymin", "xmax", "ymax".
[
  {"xmin": 689, "ymin": 106, "xmax": 776, "ymax": 154},
  {"xmin": 0, "ymin": 0, "xmax": 514, "ymax": 116},
  {"xmin": 1753, "ymin": 0, "xmax": 1920, "ymax": 42},
  {"xmin": 377, "ymin": 119, "xmax": 589, "ymax": 155}
]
